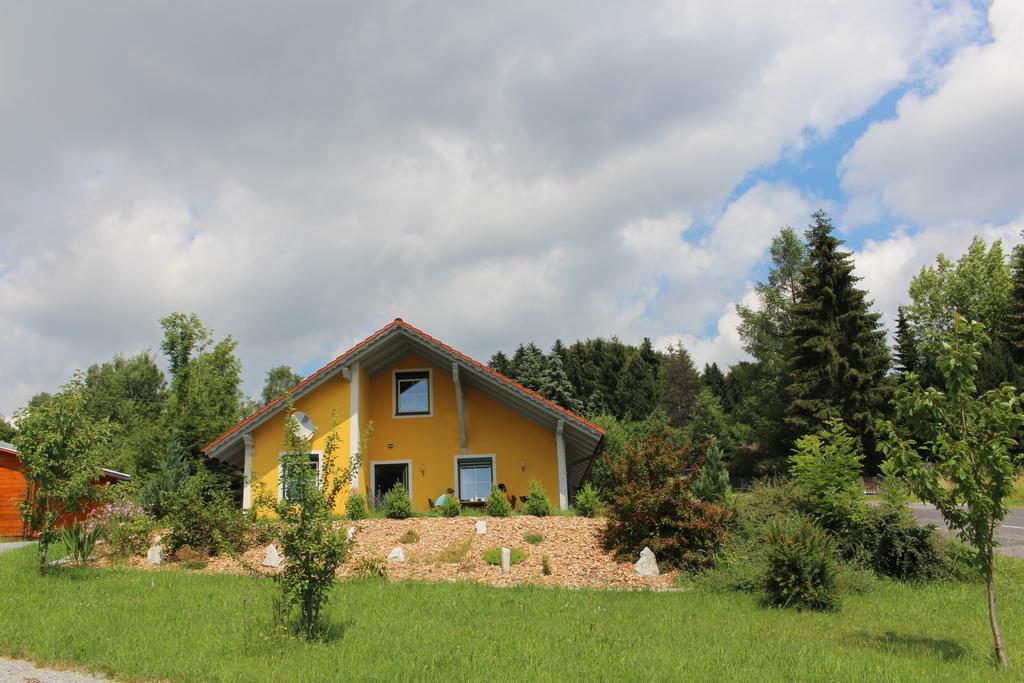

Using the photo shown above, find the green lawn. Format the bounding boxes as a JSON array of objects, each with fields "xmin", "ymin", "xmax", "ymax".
[{"xmin": 1, "ymin": 546, "xmax": 1023, "ymax": 682}]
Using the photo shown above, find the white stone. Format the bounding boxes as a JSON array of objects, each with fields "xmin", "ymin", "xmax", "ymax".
[
  {"xmin": 262, "ymin": 544, "xmax": 282, "ymax": 568},
  {"xmin": 146, "ymin": 543, "xmax": 163, "ymax": 566},
  {"xmin": 634, "ymin": 546, "xmax": 659, "ymax": 577},
  {"xmin": 475, "ymin": 520, "xmax": 487, "ymax": 535},
  {"xmin": 501, "ymin": 547, "xmax": 511, "ymax": 573},
  {"xmin": 387, "ymin": 546, "xmax": 405, "ymax": 563},
  {"xmin": 347, "ymin": 527, "xmax": 356, "ymax": 541}
]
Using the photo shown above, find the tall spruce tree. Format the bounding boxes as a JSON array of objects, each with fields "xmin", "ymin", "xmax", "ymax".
[
  {"xmin": 702, "ymin": 363, "xmax": 726, "ymax": 402},
  {"xmin": 615, "ymin": 353, "xmax": 657, "ymax": 421},
  {"xmin": 488, "ymin": 351, "xmax": 512, "ymax": 376},
  {"xmin": 661, "ymin": 342, "xmax": 701, "ymax": 428},
  {"xmin": 1007, "ymin": 241, "xmax": 1024, "ymax": 371},
  {"xmin": 785, "ymin": 211, "xmax": 890, "ymax": 466},
  {"xmin": 540, "ymin": 353, "xmax": 582, "ymax": 412},
  {"xmin": 893, "ymin": 306, "xmax": 919, "ymax": 379},
  {"xmin": 512, "ymin": 343, "xmax": 546, "ymax": 392}
]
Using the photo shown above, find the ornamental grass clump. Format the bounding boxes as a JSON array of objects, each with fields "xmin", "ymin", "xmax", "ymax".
[
  {"xmin": 483, "ymin": 547, "xmax": 525, "ymax": 565},
  {"xmin": 59, "ymin": 520, "xmax": 102, "ymax": 566},
  {"xmin": 486, "ymin": 484, "xmax": 512, "ymax": 517},
  {"xmin": 604, "ymin": 435, "xmax": 730, "ymax": 570},
  {"xmin": 763, "ymin": 514, "xmax": 838, "ymax": 611},
  {"xmin": 523, "ymin": 480, "xmax": 551, "ymax": 517}
]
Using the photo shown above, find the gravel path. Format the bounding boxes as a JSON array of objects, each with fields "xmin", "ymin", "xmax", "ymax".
[{"xmin": 0, "ymin": 657, "xmax": 110, "ymax": 682}]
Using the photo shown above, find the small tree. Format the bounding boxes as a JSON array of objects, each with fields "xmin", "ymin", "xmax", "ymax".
[
  {"xmin": 523, "ymin": 480, "xmax": 552, "ymax": 517},
  {"xmin": 273, "ymin": 403, "xmax": 369, "ymax": 639},
  {"xmin": 788, "ymin": 418, "xmax": 866, "ymax": 534},
  {"xmin": 14, "ymin": 375, "xmax": 111, "ymax": 573},
  {"xmin": 486, "ymin": 484, "xmax": 512, "ymax": 517},
  {"xmin": 691, "ymin": 437, "xmax": 731, "ymax": 504},
  {"xmin": 878, "ymin": 316, "xmax": 1024, "ymax": 667}
]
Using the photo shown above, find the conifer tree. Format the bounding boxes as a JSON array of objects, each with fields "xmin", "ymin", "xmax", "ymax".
[
  {"xmin": 513, "ymin": 343, "xmax": 546, "ymax": 392},
  {"xmin": 488, "ymin": 351, "xmax": 512, "ymax": 376},
  {"xmin": 893, "ymin": 306, "xmax": 919, "ymax": 379},
  {"xmin": 615, "ymin": 353, "xmax": 657, "ymax": 420},
  {"xmin": 540, "ymin": 353, "xmax": 582, "ymax": 413},
  {"xmin": 702, "ymin": 363, "xmax": 726, "ymax": 402},
  {"xmin": 1008, "ymin": 241, "xmax": 1024, "ymax": 370},
  {"xmin": 786, "ymin": 211, "xmax": 890, "ymax": 465},
  {"xmin": 661, "ymin": 342, "xmax": 701, "ymax": 428}
]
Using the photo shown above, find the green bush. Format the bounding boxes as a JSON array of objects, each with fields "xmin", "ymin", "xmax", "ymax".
[
  {"xmin": 483, "ymin": 547, "xmax": 525, "ymax": 565},
  {"xmin": 523, "ymin": 480, "xmax": 552, "ymax": 517},
  {"xmin": 345, "ymin": 493, "xmax": 368, "ymax": 520},
  {"xmin": 438, "ymin": 494, "xmax": 462, "ymax": 518},
  {"xmin": 87, "ymin": 499, "xmax": 155, "ymax": 558},
  {"xmin": 573, "ymin": 482, "xmax": 603, "ymax": 517},
  {"xmin": 789, "ymin": 419, "xmax": 866, "ymax": 534},
  {"xmin": 523, "ymin": 532, "xmax": 543, "ymax": 545},
  {"xmin": 844, "ymin": 505, "xmax": 951, "ymax": 582},
  {"xmin": 382, "ymin": 483, "xmax": 413, "ymax": 520},
  {"xmin": 165, "ymin": 467, "xmax": 248, "ymax": 556},
  {"xmin": 763, "ymin": 515, "xmax": 838, "ymax": 611},
  {"xmin": 486, "ymin": 485, "xmax": 512, "ymax": 517}
]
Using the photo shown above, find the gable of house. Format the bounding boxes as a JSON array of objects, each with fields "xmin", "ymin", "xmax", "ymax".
[{"xmin": 204, "ymin": 319, "xmax": 604, "ymax": 513}]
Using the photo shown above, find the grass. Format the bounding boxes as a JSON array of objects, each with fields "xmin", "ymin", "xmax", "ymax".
[
  {"xmin": 434, "ymin": 536, "xmax": 473, "ymax": 563},
  {"xmin": 1, "ymin": 547, "xmax": 1024, "ymax": 681},
  {"xmin": 398, "ymin": 530, "xmax": 420, "ymax": 544},
  {"xmin": 523, "ymin": 532, "xmax": 544, "ymax": 545}
]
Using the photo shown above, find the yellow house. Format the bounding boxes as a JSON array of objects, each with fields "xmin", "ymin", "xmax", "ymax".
[{"xmin": 203, "ymin": 319, "xmax": 605, "ymax": 512}]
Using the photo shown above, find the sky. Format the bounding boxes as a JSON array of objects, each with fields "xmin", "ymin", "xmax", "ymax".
[{"xmin": 1, "ymin": 0, "xmax": 1022, "ymax": 417}]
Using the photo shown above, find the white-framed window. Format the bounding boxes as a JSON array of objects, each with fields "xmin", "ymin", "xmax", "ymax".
[
  {"xmin": 455, "ymin": 455, "xmax": 495, "ymax": 501},
  {"xmin": 394, "ymin": 369, "xmax": 431, "ymax": 416},
  {"xmin": 278, "ymin": 452, "xmax": 322, "ymax": 503}
]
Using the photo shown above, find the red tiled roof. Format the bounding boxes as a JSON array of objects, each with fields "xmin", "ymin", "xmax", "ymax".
[{"xmin": 203, "ymin": 318, "xmax": 603, "ymax": 453}]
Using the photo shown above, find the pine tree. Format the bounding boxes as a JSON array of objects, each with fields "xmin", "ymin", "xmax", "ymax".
[
  {"xmin": 702, "ymin": 363, "xmax": 726, "ymax": 401},
  {"xmin": 1008, "ymin": 241, "xmax": 1024, "ymax": 369},
  {"xmin": 540, "ymin": 353, "xmax": 582, "ymax": 413},
  {"xmin": 488, "ymin": 351, "xmax": 512, "ymax": 376},
  {"xmin": 513, "ymin": 343, "xmax": 546, "ymax": 392},
  {"xmin": 692, "ymin": 436, "xmax": 731, "ymax": 504},
  {"xmin": 661, "ymin": 341, "xmax": 701, "ymax": 428},
  {"xmin": 615, "ymin": 353, "xmax": 657, "ymax": 420},
  {"xmin": 786, "ymin": 211, "xmax": 890, "ymax": 466},
  {"xmin": 893, "ymin": 306, "xmax": 919, "ymax": 379}
]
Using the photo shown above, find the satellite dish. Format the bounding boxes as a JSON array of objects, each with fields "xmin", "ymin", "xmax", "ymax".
[{"xmin": 292, "ymin": 411, "xmax": 316, "ymax": 440}]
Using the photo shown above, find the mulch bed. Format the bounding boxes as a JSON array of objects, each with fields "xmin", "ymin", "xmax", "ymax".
[{"xmin": 111, "ymin": 517, "xmax": 676, "ymax": 590}]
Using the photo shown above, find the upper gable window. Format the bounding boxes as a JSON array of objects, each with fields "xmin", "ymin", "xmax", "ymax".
[{"xmin": 395, "ymin": 370, "xmax": 431, "ymax": 416}]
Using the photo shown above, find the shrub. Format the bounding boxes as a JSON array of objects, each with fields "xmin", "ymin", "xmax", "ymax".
[
  {"xmin": 604, "ymin": 435, "xmax": 731, "ymax": 570},
  {"xmin": 164, "ymin": 467, "xmax": 247, "ymax": 556},
  {"xmin": 399, "ymin": 529, "xmax": 420, "ymax": 544},
  {"xmin": 844, "ymin": 505, "xmax": 950, "ymax": 582},
  {"xmin": 353, "ymin": 556, "xmax": 389, "ymax": 579},
  {"xmin": 789, "ymin": 419, "xmax": 866, "ymax": 534},
  {"xmin": 382, "ymin": 483, "xmax": 413, "ymax": 520},
  {"xmin": 523, "ymin": 480, "xmax": 552, "ymax": 517},
  {"xmin": 87, "ymin": 499, "xmax": 154, "ymax": 557},
  {"xmin": 59, "ymin": 521, "xmax": 102, "ymax": 565},
  {"xmin": 691, "ymin": 437, "xmax": 731, "ymax": 504},
  {"xmin": 438, "ymin": 494, "xmax": 462, "ymax": 518},
  {"xmin": 763, "ymin": 515, "xmax": 838, "ymax": 611},
  {"xmin": 573, "ymin": 482, "xmax": 603, "ymax": 518},
  {"xmin": 523, "ymin": 532, "xmax": 543, "ymax": 545},
  {"xmin": 345, "ymin": 493, "xmax": 368, "ymax": 520},
  {"xmin": 486, "ymin": 484, "xmax": 512, "ymax": 517},
  {"xmin": 483, "ymin": 547, "xmax": 525, "ymax": 565},
  {"xmin": 542, "ymin": 554, "xmax": 553, "ymax": 575}
]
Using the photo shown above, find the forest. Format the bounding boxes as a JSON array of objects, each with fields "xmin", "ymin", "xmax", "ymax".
[{"xmin": 3, "ymin": 211, "xmax": 1022, "ymax": 492}]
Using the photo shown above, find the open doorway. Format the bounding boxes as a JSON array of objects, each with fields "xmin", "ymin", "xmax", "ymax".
[{"xmin": 371, "ymin": 461, "xmax": 411, "ymax": 509}]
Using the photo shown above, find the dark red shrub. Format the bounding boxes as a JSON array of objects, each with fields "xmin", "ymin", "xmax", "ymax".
[{"xmin": 604, "ymin": 435, "xmax": 731, "ymax": 570}]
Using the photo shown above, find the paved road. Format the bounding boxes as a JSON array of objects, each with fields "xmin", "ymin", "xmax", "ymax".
[
  {"xmin": 909, "ymin": 504, "xmax": 1024, "ymax": 558},
  {"xmin": 0, "ymin": 541, "xmax": 33, "ymax": 554}
]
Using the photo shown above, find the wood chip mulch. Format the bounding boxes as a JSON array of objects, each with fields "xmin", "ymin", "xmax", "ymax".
[{"xmin": 108, "ymin": 517, "xmax": 677, "ymax": 590}]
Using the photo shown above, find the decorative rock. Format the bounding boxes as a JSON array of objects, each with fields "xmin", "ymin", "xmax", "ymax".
[
  {"xmin": 634, "ymin": 546, "xmax": 659, "ymax": 577},
  {"xmin": 387, "ymin": 546, "xmax": 405, "ymax": 563},
  {"xmin": 475, "ymin": 520, "xmax": 487, "ymax": 535},
  {"xmin": 500, "ymin": 547, "xmax": 511, "ymax": 573},
  {"xmin": 146, "ymin": 543, "xmax": 163, "ymax": 566},
  {"xmin": 347, "ymin": 527, "xmax": 356, "ymax": 541},
  {"xmin": 262, "ymin": 544, "xmax": 282, "ymax": 568}
]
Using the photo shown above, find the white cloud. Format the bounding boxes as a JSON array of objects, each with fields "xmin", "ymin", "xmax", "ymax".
[
  {"xmin": 842, "ymin": 0, "xmax": 1024, "ymax": 226},
  {"xmin": 0, "ymin": 1, "xmax": 987, "ymax": 414}
]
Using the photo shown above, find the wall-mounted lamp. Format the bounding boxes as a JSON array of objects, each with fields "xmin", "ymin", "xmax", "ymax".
[
  {"xmin": 520, "ymin": 460, "xmax": 526, "ymax": 472},
  {"xmin": 420, "ymin": 464, "xmax": 426, "ymax": 475},
  {"xmin": 387, "ymin": 442, "xmax": 395, "ymax": 449}
]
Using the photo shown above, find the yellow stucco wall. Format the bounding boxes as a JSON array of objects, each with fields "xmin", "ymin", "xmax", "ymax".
[{"xmin": 249, "ymin": 352, "xmax": 560, "ymax": 513}]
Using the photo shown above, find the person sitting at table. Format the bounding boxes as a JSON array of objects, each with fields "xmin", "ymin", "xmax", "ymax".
[
  {"xmin": 435, "ymin": 487, "xmax": 456, "ymax": 507},
  {"xmin": 497, "ymin": 483, "xmax": 516, "ymax": 509}
]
